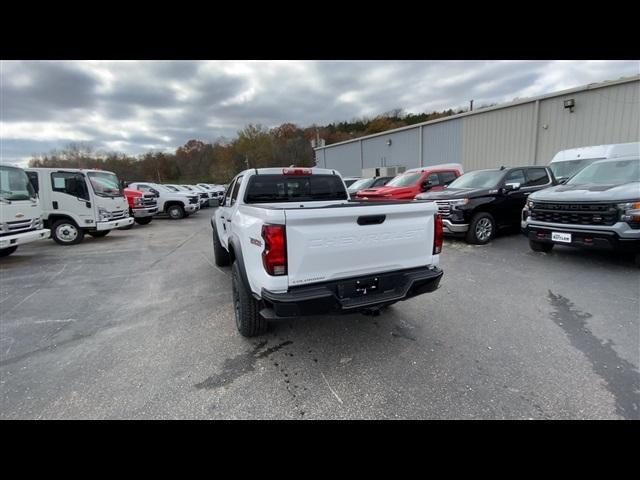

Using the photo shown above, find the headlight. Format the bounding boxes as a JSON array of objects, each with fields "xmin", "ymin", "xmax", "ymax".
[
  {"xmin": 123, "ymin": 209, "xmax": 129, "ymax": 217},
  {"xmin": 98, "ymin": 207, "xmax": 111, "ymax": 222},
  {"xmin": 526, "ymin": 199, "xmax": 535, "ymax": 209},
  {"xmin": 134, "ymin": 197, "xmax": 144, "ymax": 206},
  {"xmin": 449, "ymin": 198, "xmax": 469, "ymax": 209},
  {"xmin": 617, "ymin": 201, "xmax": 640, "ymax": 223},
  {"xmin": 0, "ymin": 222, "xmax": 8, "ymax": 233}
]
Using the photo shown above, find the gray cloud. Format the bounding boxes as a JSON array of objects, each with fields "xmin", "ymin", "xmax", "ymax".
[{"xmin": 1, "ymin": 60, "xmax": 638, "ymax": 164}]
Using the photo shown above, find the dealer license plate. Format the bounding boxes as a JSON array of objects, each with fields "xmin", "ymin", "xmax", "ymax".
[{"xmin": 551, "ymin": 232, "xmax": 572, "ymax": 243}]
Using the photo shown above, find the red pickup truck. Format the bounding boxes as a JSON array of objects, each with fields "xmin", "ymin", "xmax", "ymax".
[
  {"xmin": 124, "ymin": 187, "xmax": 158, "ymax": 226},
  {"xmin": 355, "ymin": 164, "xmax": 463, "ymax": 201}
]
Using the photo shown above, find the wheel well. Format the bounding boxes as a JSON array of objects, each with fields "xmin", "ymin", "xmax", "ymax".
[
  {"xmin": 45, "ymin": 214, "xmax": 78, "ymax": 229},
  {"xmin": 228, "ymin": 243, "xmax": 237, "ymax": 263}
]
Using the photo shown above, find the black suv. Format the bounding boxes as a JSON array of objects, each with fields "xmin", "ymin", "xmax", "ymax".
[{"xmin": 416, "ymin": 166, "xmax": 556, "ymax": 244}]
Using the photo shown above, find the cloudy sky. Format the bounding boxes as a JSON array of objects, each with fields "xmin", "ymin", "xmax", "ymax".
[{"xmin": 1, "ymin": 60, "xmax": 638, "ymax": 165}]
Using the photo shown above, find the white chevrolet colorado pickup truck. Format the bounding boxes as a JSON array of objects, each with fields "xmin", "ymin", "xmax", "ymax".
[{"xmin": 211, "ymin": 167, "xmax": 444, "ymax": 337}]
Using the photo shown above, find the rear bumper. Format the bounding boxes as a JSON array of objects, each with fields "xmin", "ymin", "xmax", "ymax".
[
  {"xmin": 0, "ymin": 228, "xmax": 50, "ymax": 249},
  {"xmin": 132, "ymin": 207, "xmax": 157, "ymax": 218},
  {"xmin": 260, "ymin": 266, "xmax": 443, "ymax": 319},
  {"xmin": 96, "ymin": 217, "xmax": 134, "ymax": 231},
  {"xmin": 524, "ymin": 224, "xmax": 640, "ymax": 253}
]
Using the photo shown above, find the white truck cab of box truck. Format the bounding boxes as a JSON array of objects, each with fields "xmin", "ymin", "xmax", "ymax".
[
  {"xmin": 0, "ymin": 164, "xmax": 51, "ymax": 257},
  {"xmin": 25, "ymin": 167, "xmax": 134, "ymax": 245},
  {"xmin": 549, "ymin": 142, "xmax": 640, "ymax": 183}
]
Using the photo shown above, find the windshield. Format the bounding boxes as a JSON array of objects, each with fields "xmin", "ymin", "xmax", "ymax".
[
  {"xmin": 447, "ymin": 170, "xmax": 503, "ymax": 189},
  {"xmin": 164, "ymin": 185, "xmax": 180, "ymax": 191},
  {"xmin": 181, "ymin": 185, "xmax": 194, "ymax": 190},
  {"xmin": 386, "ymin": 172, "xmax": 422, "ymax": 187},
  {"xmin": 567, "ymin": 159, "xmax": 640, "ymax": 185},
  {"xmin": 0, "ymin": 165, "xmax": 36, "ymax": 201},
  {"xmin": 88, "ymin": 172, "xmax": 123, "ymax": 197},
  {"xmin": 550, "ymin": 158, "xmax": 601, "ymax": 180},
  {"xmin": 347, "ymin": 178, "xmax": 375, "ymax": 191}
]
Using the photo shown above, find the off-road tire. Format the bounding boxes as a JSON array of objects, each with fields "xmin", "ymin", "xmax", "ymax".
[
  {"xmin": 529, "ymin": 239, "xmax": 554, "ymax": 252},
  {"xmin": 52, "ymin": 219, "xmax": 85, "ymax": 245},
  {"xmin": 134, "ymin": 217, "xmax": 152, "ymax": 225},
  {"xmin": 212, "ymin": 223, "xmax": 231, "ymax": 266},
  {"xmin": 232, "ymin": 261, "xmax": 266, "ymax": 337},
  {"xmin": 0, "ymin": 246, "xmax": 18, "ymax": 257},
  {"xmin": 466, "ymin": 212, "xmax": 496, "ymax": 245}
]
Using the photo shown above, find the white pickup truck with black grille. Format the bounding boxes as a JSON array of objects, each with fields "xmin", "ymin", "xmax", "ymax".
[{"xmin": 211, "ymin": 167, "xmax": 444, "ymax": 337}]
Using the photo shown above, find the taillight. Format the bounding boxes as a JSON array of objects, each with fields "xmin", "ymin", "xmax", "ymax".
[
  {"xmin": 262, "ymin": 225, "xmax": 287, "ymax": 276},
  {"xmin": 282, "ymin": 168, "xmax": 312, "ymax": 175},
  {"xmin": 433, "ymin": 214, "xmax": 443, "ymax": 254}
]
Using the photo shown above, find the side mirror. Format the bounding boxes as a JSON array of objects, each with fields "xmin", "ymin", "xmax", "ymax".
[
  {"xmin": 558, "ymin": 177, "xmax": 568, "ymax": 185},
  {"xmin": 421, "ymin": 181, "xmax": 432, "ymax": 192},
  {"xmin": 504, "ymin": 182, "xmax": 521, "ymax": 192}
]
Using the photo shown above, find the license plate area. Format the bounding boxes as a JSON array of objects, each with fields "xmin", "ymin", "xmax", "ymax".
[
  {"xmin": 552, "ymin": 231, "xmax": 572, "ymax": 243},
  {"xmin": 337, "ymin": 276, "xmax": 380, "ymax": 299}
]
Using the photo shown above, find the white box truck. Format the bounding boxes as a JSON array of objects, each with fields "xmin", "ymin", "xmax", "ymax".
[
  {"xmin": 0, "ymin": 164, "xmax": 51, "ymax": 257},
  {"xmin": 25, "ymin": 168, "xmax": 134, "ymax": 245}
]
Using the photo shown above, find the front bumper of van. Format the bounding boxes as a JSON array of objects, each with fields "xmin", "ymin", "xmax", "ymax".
[
  {"xmin": 96, "ymin": 217, "xmax": 134, "ymax": 231},
  {"xmin": 0, "ymin": 228, "xmax": 51, "ymax": 249}
]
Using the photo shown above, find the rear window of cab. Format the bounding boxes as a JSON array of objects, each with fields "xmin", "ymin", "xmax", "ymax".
[{"xmin": 244, "ymin": 174, "xmax": 348, "ymax": 203}]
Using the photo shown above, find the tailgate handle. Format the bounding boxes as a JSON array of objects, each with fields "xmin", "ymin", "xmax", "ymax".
[{"xmin": 357, "ymin": 214, "xmax": 386, "ymax": 226}]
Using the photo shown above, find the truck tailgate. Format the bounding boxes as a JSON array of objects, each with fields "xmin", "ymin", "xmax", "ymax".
[{"xmin": 284, "ymin": 201, "xmax": 438, "ymax": 287}]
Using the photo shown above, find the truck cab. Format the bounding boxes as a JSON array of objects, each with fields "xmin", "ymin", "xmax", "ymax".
[
  {"xmin": 549, "ymin": 142, "xmax": 639, "ymax": 184},
  {"xmin": 25, "ymin": 167, "xmax": 134, "ymax": 245},
  {"xmin": 355, "ymin": 164, "xmax": 463, "ymax": 201},
  {"xmin": 128, "ymin": 182, "xmax": 199, "ymax": 219},
  {"xmin": 0, "ymin": 164, "xmax": 51, "ymax": 256}
]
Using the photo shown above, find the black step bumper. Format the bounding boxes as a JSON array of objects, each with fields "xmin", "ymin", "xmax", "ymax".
[
  {"xmin": 525, "ymin": 225, "xmax": 640, "ymax": 253},
  {"xmin": 260, "ymin": 266, "xmax": 443, "ymax": 319}
]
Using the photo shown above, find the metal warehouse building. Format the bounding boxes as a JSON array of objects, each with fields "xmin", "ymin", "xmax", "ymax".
[{"xmin": 314, "ymin": 75, "xmax": 640, "ymax": 176}]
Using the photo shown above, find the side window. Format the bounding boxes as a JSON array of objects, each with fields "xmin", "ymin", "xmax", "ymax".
[
  {"xmin": 426, "ymin": 173, "xmax": 440, "ymax": 186},
  {"xmin": 524, "ymin": 168, "xmax": 550, "ymax": 187},
  {"xmin": 51, "ymin": 172, "xmax": 88, "ymax": 200},
  {"xmin": 439, "ymin": 171, "xmax": 457, "ymax": 185},
  {"xmin": 230, "ymin": 176, "xmax": 243, "ymax": 205},
  {"xmin": 26, "ymin": 171, "xmax": 39, "ymax": 193},
  {"xmin": 224, "ymin": 178, "xmax": 237, "ymax": 206},
  {"xmin": 373, "ymin": 177, "xmax": 389, "ymax": 187},
  {"xmin": 505, "ymin": 169, "xmax": 525, "ymax": 186}
]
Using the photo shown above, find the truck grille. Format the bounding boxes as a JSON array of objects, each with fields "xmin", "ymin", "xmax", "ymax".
[
  {"xmin": 530, "ymin": 202, "xmax": 618, "ymax": 226},
  {"xmin": 143, "ymin": 196, "xmax": 157, "ymax": 207},
  {"xmin": 199, "ymin": 193, "xmax": 208, "ymax": 199},
  {"xmin": 188, "ymin": 196, "xmax": 198, "ymax": 204},
  {"xmin": 110, "ymin": 209, "xmax": 127, "ymax": 220},
  {"xmin": 435, "ymin": 201, "xmax": 451, "ymax": 218},
  {"xmin": 0, "ymin": 218, "xmax": 38, "ymax": 237}
]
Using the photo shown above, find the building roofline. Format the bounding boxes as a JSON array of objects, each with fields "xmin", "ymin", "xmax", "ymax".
[{"xmin": 314, "ymin": 74, "xmax": 640, "ymax": 151}]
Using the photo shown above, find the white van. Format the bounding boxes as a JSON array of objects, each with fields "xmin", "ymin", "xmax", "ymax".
[
  {"xmin": 0, "ymin": 164, "xmax": 51, "ymax": 256},
  {"xmin": 548, "ymin": 142, "xmax": 640, "ymax": 183},
  {"xmin": 26, "ymin": 168, "xmax": 134, "ymax": 245}
]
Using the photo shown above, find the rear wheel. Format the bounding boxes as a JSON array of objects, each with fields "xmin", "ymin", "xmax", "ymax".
[
  {"xmin": 466, "ymin": 212, "xmax": 495, "ymax": 244},
  {"xmin": 529, "ymin": 239, "xmax": 554, "ymax": 252},
  {"xmin": 232, "ymin": 261, "xmax": 266, "ymax": 337},
  {"xmin": 134, "ymin": 217, "xmax": 152, "ymax": 225},
  {"xmin": 212, "ymin": 223, "xmax": 231, "ymax": 266},
  {"xmin": 167, "ymin": 204, "xmax": 185, "ymax": 219},
  {"xmin": 52, "ymin": 219, "xmax": 84, "ymax": 245},
  {"xmin": 0, "ymin": 246, "xmax": 18, "ymax": 257},
  {"xmin": 88, "ymin": 230, "xmax": 110, "ymax": 238}
]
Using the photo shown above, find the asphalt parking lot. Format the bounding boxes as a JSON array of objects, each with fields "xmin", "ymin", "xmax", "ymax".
[{"xmin": 1, "ymin": 210, "xmax": 638, "ymax": 419}]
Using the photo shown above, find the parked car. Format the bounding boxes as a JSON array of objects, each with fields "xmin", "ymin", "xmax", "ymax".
[
  {"xmin": 522, "ymin": 157, "xmax": 640, "ymax": 265},
  {"xmin": 342, "ymin": 177, "xmax": 361, "ymax": 188},
  {"xmin": 181, "ymin": 184, "xmax": 210, "ymax": 207},
  {"xmin": 197, "ymin": 183, "xmax": 226, "ymax": 202},
  {"xmin": 417, "ymin": 166, "xmax": 556, "ymax": 244},
  {"xmin": 347, "ymin": 176, "xmax": 393, "ymax": 196},
  {"xmin": 128, "ymin": 182, "xmax": 199, "ymax": 219},
  {"xmin": 120, "ymin": 187, "xmax": 158, "ymax": 227},
  {"xmin": 164, "ymin": 184, "xmax": 205, "ymax": 209},
  {"xmin": 0, "ymin": 164, "xmax": 50, "ymax": 256},
  {"xmin": 549, "ymin": 142, "xmax": 639, "ymax": 184},
  {"xmin": 210, "ymin": 167, "xmax": 444, "ymax": 337},
  {"xmin": 25, "ymin": 168, "xmax": 133, "ymax": 245},
  {"xmin": 355, "ymin": 164, "xmax": 463, "ymax": 201}
]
